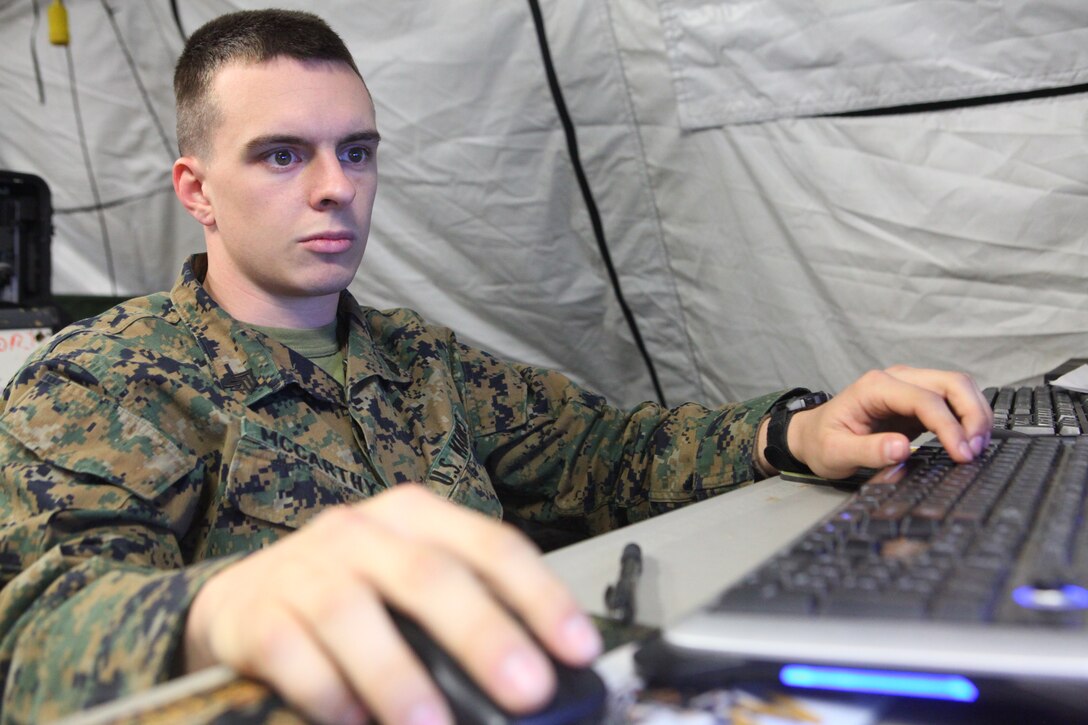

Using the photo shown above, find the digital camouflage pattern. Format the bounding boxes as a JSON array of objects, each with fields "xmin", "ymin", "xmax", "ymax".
[{"xmin": 0, "ymin": 254, "xmax": 786, "ymax": 722}]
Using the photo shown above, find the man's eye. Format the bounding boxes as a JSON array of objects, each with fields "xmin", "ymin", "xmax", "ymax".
[
  {"xmin": 269, "ymin": 149, "xmax": 296, "ymax": 166},
  {"xmin": 341, "ymin": 146, "xmax": 368, "ymax": 164}
]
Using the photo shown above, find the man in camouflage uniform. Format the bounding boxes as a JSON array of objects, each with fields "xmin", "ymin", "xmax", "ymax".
[{"xmin": 0, "ymin": 9, "xmax": 992, "ymax": 725}]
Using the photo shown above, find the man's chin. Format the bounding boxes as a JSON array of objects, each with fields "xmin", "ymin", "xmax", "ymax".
[
  {"xmin": 298, "ymin": 258, "xmax": 363, "ymax": 294},
  {"xmin": 293, "ymin": 278, "xmax": 355, "ymax": 298}
]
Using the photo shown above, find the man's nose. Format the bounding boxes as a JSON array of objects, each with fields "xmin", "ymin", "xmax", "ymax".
[{"xmin": 309, "ymin": 153, "xmax": 357, "ymax": 208}]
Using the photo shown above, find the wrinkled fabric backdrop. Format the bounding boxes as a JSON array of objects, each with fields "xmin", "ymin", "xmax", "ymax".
[{"xmin": 2, "ymin": 0, "xmax": 1086, "ymax": 409}]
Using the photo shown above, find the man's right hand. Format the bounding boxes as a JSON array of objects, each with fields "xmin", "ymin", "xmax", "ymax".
[{"xmin": 182, "ymin": 484, "xmax": 603, "ymax": 725}]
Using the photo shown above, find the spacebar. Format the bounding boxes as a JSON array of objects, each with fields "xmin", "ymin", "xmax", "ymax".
[
  {"xmin": 715, "ymin": 587, "xmax": 814, "ymax": 615},
  {"xmin": 821, "ymin": 590, "xmax": 928, "ymax": 619},
  {"xmin": 1011, "ymin": 424, "xmax": 1054, "ymax": 435}
]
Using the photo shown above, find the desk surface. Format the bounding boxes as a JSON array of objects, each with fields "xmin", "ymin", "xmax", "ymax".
[{"xmin": 547, "ymin": 476, "xmax": 850, "ymax": 626}]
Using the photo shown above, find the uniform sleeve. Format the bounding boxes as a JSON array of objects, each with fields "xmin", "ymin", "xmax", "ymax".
[
  {"xmin": 451, "ymin": 339, "xmax": 789, "ymax": 537},
  {"xmin": 0, "ymin": 364, "xmax": 235, "ymax": 723}
]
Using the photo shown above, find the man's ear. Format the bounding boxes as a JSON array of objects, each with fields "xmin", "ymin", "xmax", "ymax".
[{"xmin": 173, "ymin": 156, "xmax": 215, "ymax": 227}]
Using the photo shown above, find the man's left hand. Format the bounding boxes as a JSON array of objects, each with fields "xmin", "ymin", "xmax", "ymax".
[{"xmin": 776, "ymin": 365, "xmax": 993, "ymax": 480}]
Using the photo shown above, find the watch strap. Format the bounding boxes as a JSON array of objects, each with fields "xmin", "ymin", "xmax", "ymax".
[{"xmin": 763, "ymin": 389, "xmax": 831, "ymax": 475}]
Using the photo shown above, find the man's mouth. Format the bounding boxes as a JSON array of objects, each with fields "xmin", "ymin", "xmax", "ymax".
[{"xmin": 299, "ymin": 232, "xmax": 354, "ymax": 254}]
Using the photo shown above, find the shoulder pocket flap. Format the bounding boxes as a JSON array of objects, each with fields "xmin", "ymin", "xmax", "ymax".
[{"xmin": 0, "ymin": 372, "xmax": 195, "ymax": 501}]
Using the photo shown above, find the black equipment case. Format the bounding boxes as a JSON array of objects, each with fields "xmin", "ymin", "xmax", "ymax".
[{"xmin": 0, "ymin": 171, "xmax": 59, "ymax": 329}]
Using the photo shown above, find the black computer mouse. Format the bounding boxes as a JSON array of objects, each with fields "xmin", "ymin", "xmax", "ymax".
[{"xmin": 391, "ymin": 611, "xmax": 608, "ymax": 725}]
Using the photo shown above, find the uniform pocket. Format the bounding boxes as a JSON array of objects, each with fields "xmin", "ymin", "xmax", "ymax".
[{"xmin": 224, "ymin": 419, "xmax": 375, "ymax": 530}]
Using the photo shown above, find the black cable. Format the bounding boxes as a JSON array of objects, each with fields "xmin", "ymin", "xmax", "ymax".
[
  {"xmin": 29, "ymin": 0, "xmax": 45, "ymax": 103},
  {"xmin": 168, "ymin": 0, "xmax": 186, "ymax": 41},
  {"xmin": 64, "ymin": 43, "xmax": 119, "ymax": 295},
  {"xmin": 99, "ymin": 0, "xmax": 176, "ymax": 161},
  {"xmin": 525, "ymin": 0, "xmax": 667, "ymax": 407}
]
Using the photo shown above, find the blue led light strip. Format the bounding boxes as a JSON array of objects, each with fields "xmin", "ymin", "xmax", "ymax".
[{"xmin": 780, "ymin": 665, "xmax": 980, "ymax": 702}]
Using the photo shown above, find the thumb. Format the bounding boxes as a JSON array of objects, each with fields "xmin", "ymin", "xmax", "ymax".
[
  {"xmin": 876, "ymin": 433, "xmax": 912, "ymax": 466},
  {"xmin": 812, "ymin": 431, "xmax": 912, "ymax": 479},
  {"xmin": 856, "ymin": 432, "xmax": 912, "ymax": 471}
]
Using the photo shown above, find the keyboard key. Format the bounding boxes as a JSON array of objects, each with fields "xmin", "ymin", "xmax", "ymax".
[
  {"xmin": 930, "ymin": 591, "xmax": 995, "ymax": 621},
  {"xmin": 822, "ymin": 590, "xmax": 928, "ymax": 619},
  {"xmin": 716, "ymin": 586, "xmax": 814, "ymax": 615},
  {"xmin": 986, "ymin": 384, "xmax": 1088, "ymax": 436}
]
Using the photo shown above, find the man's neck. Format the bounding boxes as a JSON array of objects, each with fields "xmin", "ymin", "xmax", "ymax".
[{"xmin": 202, "ymin": 267, "xmax": 340, "ymax": 329}]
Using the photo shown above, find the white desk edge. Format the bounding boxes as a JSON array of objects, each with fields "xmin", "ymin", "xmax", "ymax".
[{"xmin": 546, "ymin": 476, "xmax": 850, "ymax": 627}]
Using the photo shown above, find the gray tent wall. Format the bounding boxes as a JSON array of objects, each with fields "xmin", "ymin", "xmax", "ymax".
[{"xmin": 1, "ymin": 0, "xmax": 1086, "ymax": 410}]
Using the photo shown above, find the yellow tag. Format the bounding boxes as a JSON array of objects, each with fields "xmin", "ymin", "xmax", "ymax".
[{"xmin": 48, "ymin": 0, "xmax": 69, "ymax": 46}]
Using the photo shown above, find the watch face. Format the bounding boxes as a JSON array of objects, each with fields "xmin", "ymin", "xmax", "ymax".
[{"xmin": 785, "ymin": 392, "xmax": 830, "ymax": 412}]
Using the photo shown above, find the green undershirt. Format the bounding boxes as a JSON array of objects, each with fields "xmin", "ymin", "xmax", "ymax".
[{"xmin": 249, "ymin": 319, "xmax": 345, "ymax": 386}]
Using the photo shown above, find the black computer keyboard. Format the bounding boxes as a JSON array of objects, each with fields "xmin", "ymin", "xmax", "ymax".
[
  {"xmin": 715, "ymin": 437, "xmax": 1088, "ymax": 627},
  {"xmin": 984, "ymin": 385, "xmax": 1088, "ymax": 436}
]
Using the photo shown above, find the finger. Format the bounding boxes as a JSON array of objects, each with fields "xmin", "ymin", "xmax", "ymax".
[
  {"xmin": 853, "ymin": 431, "xmax": 912, "ymax": 470},
  {"xmin": 362, "ymin": 486, "xmax": 602, "ymax": 666},
  {"xmin": 883, "ymin": 366, "xmax": 993, "ymax": 445},
  {"xmin": 806, "ymin": 416, "xmax": 913, "ymax": 480},
  {"xmin": 283, "ymin": 566, "xmax": 452, "ymax": 725},
  {"xmin": 858, "ymin": 370, "xmax": 979, "ymax": 463},
  {"xmin": 309, "ymin": 502, "xmax": 560, "ymax": 715},
  {"xmin": 221, "ymin": 601, "xmax": 366, "ymax": 725}
]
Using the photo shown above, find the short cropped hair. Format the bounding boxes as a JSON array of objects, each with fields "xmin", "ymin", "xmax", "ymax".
[{"xmin": 174, "ymin": 9, "xmax": 363, "ymax": 157}]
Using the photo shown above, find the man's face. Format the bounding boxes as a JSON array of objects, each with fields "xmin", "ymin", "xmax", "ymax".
[{"xmin": 191, "ymin": 57, "xmax": 379, "ymax": 323}]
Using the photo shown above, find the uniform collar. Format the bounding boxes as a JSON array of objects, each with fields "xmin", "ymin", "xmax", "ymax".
[{"xmin": 171, "ymin": 254, "xmax": 407, "ymax": 404}]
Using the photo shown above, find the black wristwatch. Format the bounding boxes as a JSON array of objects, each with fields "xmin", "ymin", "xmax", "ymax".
[{"xmin": 763, "ymin": 389, "xmax": 831, "ymax": 475}]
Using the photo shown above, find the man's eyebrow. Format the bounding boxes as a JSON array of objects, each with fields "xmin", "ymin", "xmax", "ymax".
[
  {"xmin": 342, "ymin": 131, "xmax": 381, "ymax": 145},
  {"xmin": 243, "ymin": 130, "xmax": 381, "ymax": 155},
  {"xmin": 244, "ymin": 134, "xmax": 307, "ymax": 154}
]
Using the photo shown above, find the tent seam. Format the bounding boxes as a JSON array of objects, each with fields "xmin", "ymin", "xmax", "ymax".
[{"xmin": 597, "ymin": 0, "xmax": 707, "ymax": 402}]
